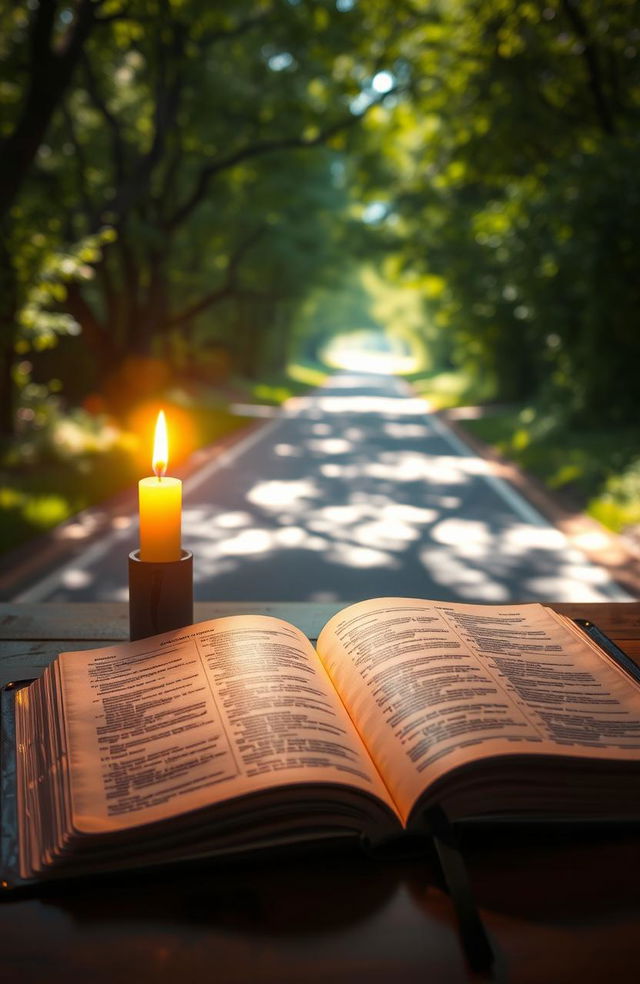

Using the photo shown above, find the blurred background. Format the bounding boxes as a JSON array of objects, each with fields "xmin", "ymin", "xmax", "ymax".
[{"xmin": 1, "ymin": 0, "xmax": 639, "ymax": 598}]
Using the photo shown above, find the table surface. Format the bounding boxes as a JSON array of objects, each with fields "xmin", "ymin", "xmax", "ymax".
[{"xmin": 1, "ymin": 600, "xmax": 640, "ymax": 984}]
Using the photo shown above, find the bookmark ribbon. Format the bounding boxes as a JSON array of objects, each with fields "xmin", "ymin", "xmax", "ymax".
[{"xmin": 425, "ymin": 806, "xmax": 500, "ymax": 981}]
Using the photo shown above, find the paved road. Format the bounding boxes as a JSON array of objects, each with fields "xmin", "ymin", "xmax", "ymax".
[{"xmin": 14, "ymin": 373, "xmax": 629, "ymax": 603}]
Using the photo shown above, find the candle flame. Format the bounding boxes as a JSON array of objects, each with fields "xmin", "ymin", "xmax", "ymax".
[{"xmin": 153, "ymin": 410, "xmax": 168, "ymax": 478}]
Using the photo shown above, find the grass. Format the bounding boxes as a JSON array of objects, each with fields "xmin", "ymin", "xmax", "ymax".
[
  {"xmin": 10, "ymin": 356, "xmax": 634, "ymax": 553},
  {"xmin": 250, "ymin": 361, "xmax": 328, "ymax": 405},
  {"xmin": 404, "ymin": 368, "xmax": 495, "ymax": 410},
  {"xmin": 0, "ymin": 484, "xmax": 74, "ymax": 552},
  {"xmin": 0, "ymin": 363, "xmax": 325, "ymax": 558},
  {"xmin": 460, "ymin": 404, "xmax": 640, "ymax": 534},
  {"xmin": 0, "ymin": 444, "xmax": 141, "ymax": 554}
]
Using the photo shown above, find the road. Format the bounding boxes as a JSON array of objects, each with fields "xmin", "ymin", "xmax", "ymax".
[{"xmin": 14, "ymin": 372, "xmax": 629, "ymax": 603}]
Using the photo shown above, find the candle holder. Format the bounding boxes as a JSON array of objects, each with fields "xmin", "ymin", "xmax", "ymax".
[{"xmin": 128, "ymin": 549, "xmax": 193, "ymax": 641}]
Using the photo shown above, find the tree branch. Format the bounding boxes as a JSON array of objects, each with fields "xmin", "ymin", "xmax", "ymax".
[
  {"xmin": 165, "ymin": 284, "xmax": 235, "ymax": 330},
  {"xmin": 165, "ymin": 227, "xmax": 265, "ymax": 329},
  {"xmin": 103, "ymin": 13, "xmax": 187, "ymax": 225},
  {"xmin": 97, "ymin": 247, "xmax": 120, "ymax": 338},
  {"xmin": 82, "ymin": 53, "xmax": 127, "ymax": 188},
  {"xmin": 64, "ymin": 281, "xmax": 117, "ymax": 367},
  {"xmin": 60, "ymin": 100, "xmax": 96, "ymax": 231},
  {"xmin": 167, "ymin": 89, "xmax": 402, "ymax": 232},
  {"xmin": 194, "ymin": 10, "xmax": 272, "ymax": 48},
  {"xmin": 0, "ymin": 0, "xmax": 103, "ymax": 222},
  {"xmin": 144, "ymin": 5, "xmax": 184, "ymax": 179},
  {"xmin": 560, "ymin": 0, "xmax": 616, "ymax": 135}
]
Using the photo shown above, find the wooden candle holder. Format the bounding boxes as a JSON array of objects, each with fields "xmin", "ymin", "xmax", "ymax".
[{"xmin": 128, "ymin": 549, "xmax": 193, "ymax": 641}]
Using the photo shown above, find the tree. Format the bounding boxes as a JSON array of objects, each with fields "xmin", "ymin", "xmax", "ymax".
[
  {"xmin": 0, "ymin": 0, "xmax": 115, "ymax": 435},
  {"xmin": 2, "ymin": 0, "xmax": 403, "ymax": 429},
  {"xmin": 353, "ymin": 0, "xmax": 640, "ymax": 421}
]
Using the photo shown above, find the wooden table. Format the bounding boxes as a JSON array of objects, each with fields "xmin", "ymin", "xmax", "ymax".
[{"xmin": 1, "ymin": 601, "xmax": 640, "ymax": 984}]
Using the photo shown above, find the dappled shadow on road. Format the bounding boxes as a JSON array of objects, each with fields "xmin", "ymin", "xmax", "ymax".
[
  {"xmin": 35, "ymin": 373, "xmax": 624, "ymax": 603},
  {"xmin": 174, "ymin": 374, "xmax": 620, "ymax": 603}
]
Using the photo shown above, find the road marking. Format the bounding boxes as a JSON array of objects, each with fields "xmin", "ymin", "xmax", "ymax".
[
  {"xmin": 12, "ymin": 377, "xmax": 631, "ymax": 602},
  {"xmin": 427, "ymin": 409, "xmax": 631, "ymax": 600},
  {"xmin": 183, "ymin": 416, "xmax": 284, "ymax": 496},
  {"xmin": 428, "ymin": 411, "xmax": 549, "ymax": 527},
  {"xmin": 13, "ymin": 416, "xmax": 287, "ymax": 602},
  {"xmin": 13, "ymin": 524, "xmax": 133, "ymax": 602}
]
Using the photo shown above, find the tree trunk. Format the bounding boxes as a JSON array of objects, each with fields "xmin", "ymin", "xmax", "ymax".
[
  {"xmin": 234, "ymin": 298, "xmax": 264, "ymax": 380},
  {"xmin": 64, "ymin": 282, "xmax": 119, "ymax": 370},
  {"xmin": 0, "ymin": 0, "xmax": 98, "ymax": 221},
  {"xmin": 0, "ymin": 334, "xmax": 16, "ymax": 438},
  {"xmin": 266, "ymin": 300, "xmax": 291, "ymax": 375},
  {"xmin": 128, "ymin": 251, "xmax": 169, "ymax": 357},
  {"xmin": 0, "ymin": 238, "xmax": 18, "ymax": 438}
]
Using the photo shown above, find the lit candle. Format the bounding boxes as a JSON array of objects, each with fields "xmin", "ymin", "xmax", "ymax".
[{"xmin": 138, "ymin": 410, "xmax": 182, "ymax": 562}]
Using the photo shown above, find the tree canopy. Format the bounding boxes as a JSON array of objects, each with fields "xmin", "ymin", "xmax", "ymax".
[
  {"xmin": 2, "ymin": 0, "xmax": 639, "ymax": 436},
  {"xmin": 355, "ymin": 0, "xmax": 640, "ymax": 421}
]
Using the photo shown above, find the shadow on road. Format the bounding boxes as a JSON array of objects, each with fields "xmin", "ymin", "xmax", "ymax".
[{"xmin": 13, "ymin": 373, "xmax": 629, "ymax": 604}]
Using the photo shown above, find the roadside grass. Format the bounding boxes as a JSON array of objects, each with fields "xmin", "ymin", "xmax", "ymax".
[
  {"xmin": 405, "ymin": 368, "xmax": 495, "ymax": 410},
  {"xmin": 6, "ymin": 357, "xmax": 634, "ymax": 555},
  {"xmin": 459, "ymin": 404, "xmax": 640, "ymax": 534},
  {"xmin": 0, "ymin": 402, "xmax": 250, "ymax": 556},
  {"xmin": 0, "ymin": 450, "xmax": 137, "ymax": 554},
  {"xmin": 250, "ymin": 361, "xmax": 328, "ymax": 404},
  {"xmin": 0, "ymin": 361, "xmax": 326, "ymax": 558}
]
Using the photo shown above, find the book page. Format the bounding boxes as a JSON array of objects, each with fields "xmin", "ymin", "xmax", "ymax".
[
  {"xmin": 317, "ymin": 599, "xmax": 640, "ymax": 822},
  {"xmin": 58, "ymin": 615, "xmax": 393, "ymax": 834}
]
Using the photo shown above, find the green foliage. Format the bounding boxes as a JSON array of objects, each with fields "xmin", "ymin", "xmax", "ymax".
[
  {"xmin": 2, "ymin": 0, "xmax": 639, "ymax": 507},
  {"xmin": 16, "ymin": 229, "xmax": 115, "ymax": 349},
  {"xmin": 1, "ymin": 0, "xmax": 399, "ymax": 436},
  {"xmin": 354, "ymin": 0, "xmax": 640, "ymax": 425},
  {"xmin": 590, "ymin": 468, "xmax": 640, "ymax": 534},
  {"xmin": 0, "ymin": 421, "xmax": 139, "ymax": 553},
  {"xmin": 408, "ymin": 368, "xmax": 496, "ymax": 410},
  {"xmin": 463, "ymin": 404, "xmax": 640, "ymax": 532},
  {"xmin": 0, "ymin": 395, "xmax": 252, "ymax": 554},
  {"xmin": 0, "ymin": 484, "xmax": 73, "ymax": 554},
  {"xmin": 248, "ymin": 360, "xmax": 328, "ymax": 405},
  {"xmin": 0, "ymin": 357, "xmax": 325, "ymax": 555}
]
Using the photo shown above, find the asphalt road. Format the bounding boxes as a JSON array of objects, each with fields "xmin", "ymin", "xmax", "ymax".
[{"xmin": 14, "ymin": 372, "xmax": 629, "ymax": 603}]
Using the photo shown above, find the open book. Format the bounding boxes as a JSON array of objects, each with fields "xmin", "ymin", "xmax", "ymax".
[{"xmin": 3, "ymin": 598, "xmax": 640, "ymax": 888}]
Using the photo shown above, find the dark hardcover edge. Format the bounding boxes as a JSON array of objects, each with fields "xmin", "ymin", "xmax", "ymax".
[
  {"xmin": 1, "ymin": 680, "xmax": 36, "ymax": 893},
  {"xmin": 573, "ymin": 619, "xmax": 640, "ymax": 686}
]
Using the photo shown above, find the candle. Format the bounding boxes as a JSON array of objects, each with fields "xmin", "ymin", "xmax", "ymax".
[{"xmin": 138, "ymin": 410, "xmax": 182, "ymax": 562}]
